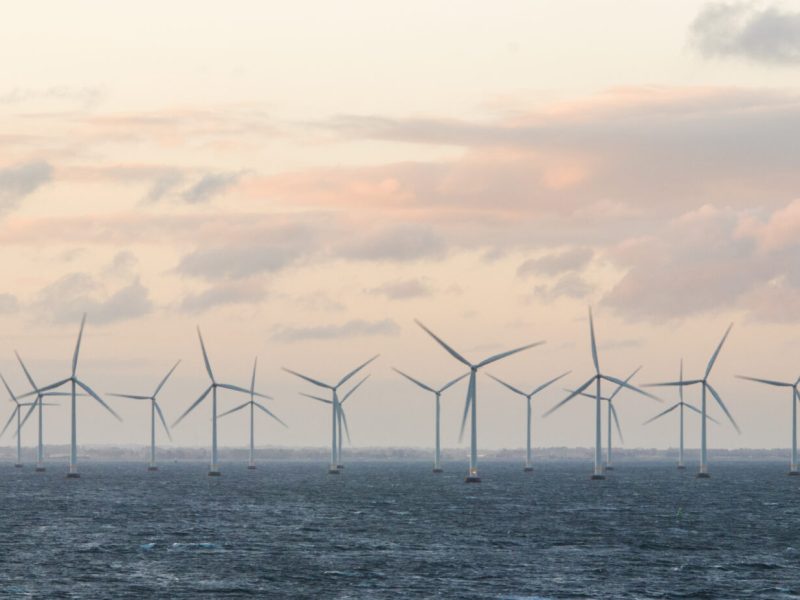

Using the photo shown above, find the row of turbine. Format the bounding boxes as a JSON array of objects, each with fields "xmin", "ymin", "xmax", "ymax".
[{"xmin": 1, "ymin": 310, "xmax": 796, "ymax": 481}]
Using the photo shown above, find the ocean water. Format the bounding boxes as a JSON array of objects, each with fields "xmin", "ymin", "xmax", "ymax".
[{"xmin": 1, "ymin": 460, "xmax": 799, "ymax": 599}]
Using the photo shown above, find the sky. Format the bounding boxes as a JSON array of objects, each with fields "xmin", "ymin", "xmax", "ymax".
[{"xmin": 1, "ymin": 1, "xmax": 800, "ymax": 453}]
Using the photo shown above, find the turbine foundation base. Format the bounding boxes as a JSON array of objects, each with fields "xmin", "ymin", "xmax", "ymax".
[
  {"xmin": 432, "ymin": 468, "xmax": 443, "ymax": 473},
  {"xmin": 207, "ymin": 470, "xmax": 222, "ymax": 477},
  {"xmin": 147, "ymin": 466, "xmax": 159, "ymax": 472},
  {"xmin": 336, "ymin": 465, "xmax": 344, "ymax": 470},
  {"xmin": 247, "ymin": 465, "xmax": 257, "ymax": 470},
  {"xmin": 328, "ymin": 468, "xmax": 340, "ymax": 475},
  {"xmin": 605, "ymin": 466, "xmax": 614, "ymax": 471},
  {"xmin": 66, "ymin": 472, "xmax": 80, "ymax": 479},
  {"xmin": 696, "ymin": 472, "xmax": 711, "ymax": 479},
  {"xmin": 590, "ymin": 474, "xmax": 606, "ymax": 480},
  {"xmin": 465, "ymin": 475, "xmax": 481, "ymax": 483},
  {"xmin": 523, "ymin": 467, "xmax": 534, "ymax": 473},
  {"xmin": 35, "ymin": 467, "xmax": 45, "ymax": 473},
  {"xmin": 14, "ymin": 464, "xmax": 23, "ymax": 468},
  {"xmin": 788, "ymin": 470, "xmax": 800, "ymax": 476},
  {"xmin": 677, "ymin": 465, "xmax": 686, "ymax": 470}
]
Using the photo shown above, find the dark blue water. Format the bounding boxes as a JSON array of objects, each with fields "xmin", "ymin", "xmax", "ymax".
[{"xmin": 1, "ymin": 460, "xmax": 799, "ymax": 598}]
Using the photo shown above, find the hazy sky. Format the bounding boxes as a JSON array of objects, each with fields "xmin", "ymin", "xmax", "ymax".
[{"xmin": 1, "ymin": 1, "xmax": 800, "ymax": 453}]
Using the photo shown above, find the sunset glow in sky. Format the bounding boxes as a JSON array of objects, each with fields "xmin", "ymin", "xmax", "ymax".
[{"xmin": 2, "ymin": 1, "xmax": 800, "ymax": 451}]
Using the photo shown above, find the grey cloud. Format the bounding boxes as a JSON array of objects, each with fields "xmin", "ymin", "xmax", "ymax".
[
  {"xmin": 535, "ymin": 273, "xmax": 593, "ymax": 302},
  {"xmin": 0, "ymin": 161, "xmax": 53, "ymax": 212},
  {"xmin": 272, "ymin": 318, "xmax": 400, "ymax": 342},
  {"xmin": 0, "ymin": 86, "xmax": 103, "ymax": 109},
  {"xmin": 518, "ymin": 247, "xmax": 593, "ymax": 277},
  {"xmin": 0, "ymin": 294, "xmax": 19, "ymax": 313},
  {"xmin": 34, "ymin": 273, "xmax": 153, "ymax": 324},
  {"xmin": 338, "ymin": 224, "xmax": 446, "ymax": 262},
  {"xmin": 102, "ymin": 251, "xmax": 138, "ymax": 278},
  {"xmin": 145, "ymin": 171, "xmax": 184, "ymax": 203},
  {"xmin": 690, "ymin": 2, "xmax": 800, "ymax": 64},
  {"xmin": 367, "ymin": 279, "xmax": 432, "ymax": 300},
  {"xmin": 182, "ymin": 171, "xmax": 242, "ymax": 204},
  {"xmin": 180, "ymin": 281, "xmax": 266, "ymax": 313}
]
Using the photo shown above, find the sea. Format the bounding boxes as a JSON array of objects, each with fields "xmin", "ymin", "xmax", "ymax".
[{"xmin": 1, "ymin": 460, "xmax": 799, "ymax": 599}]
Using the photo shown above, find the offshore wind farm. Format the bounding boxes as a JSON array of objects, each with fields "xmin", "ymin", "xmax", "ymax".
[{"xmin": 3, "ymin": 1, "xmax": 800, "ymax": 597}]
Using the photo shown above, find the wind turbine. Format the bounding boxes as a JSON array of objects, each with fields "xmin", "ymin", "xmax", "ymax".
[
  {"xmin": 284, "ymin": 355, "xmax": 378, "ymax": 474},
  {"xmin": 173, "ymin": 328, "xmax": 270, "ymax": 476},
  {"xmin": 487, "ymin": 370, "xmax": 570, "ymax": 472},
  {"xmin": 415, "ymin": 320, "xmax": 544, "ymax": 483},
  {"xmin": 645, "ymin": 324, "xmax": 739, "ymax": 478},
  {"xmin": 543, "ymin": 308, "xmax": 658, "ymax": 480},
  {"xmin": 642, "ymin": 359, "xmax": 718, "ymax": 469},
  {"xmin": 737, "ymin": 372, "xmax": 800, "ymax": 475},
  {"xmin": 301, "ymin": 375, "xmax": 368, "ymax": 470},
  {"xmin": 0, "ymin": 374, "xmax": 46, "ymax": 468},
  {"xmin": 393, "ymin": 368, "xmax": 467, "ymax": 473},
  {"xmin": 23, "ymin": 314, "xmax": 122, "ymax": 478},
  {"xmin": 108, "ymin": 360, "xmax": 180, "ymax": 471},
  {"xmin": 15, "ymin": 352, "xmax": 81, "ymax": 472},
  {"xmin": 567, "ymin": 366, "xmax": 644, "ymax": 470},
  {"xmin": 218, "ymin": 357, "xmax": 287, "ymax": 470}
]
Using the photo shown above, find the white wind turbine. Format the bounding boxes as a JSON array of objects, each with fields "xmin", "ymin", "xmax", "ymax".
[
  {"xmin": 567, "ymin": 366, "xmax": 645, "ymax": 470},
  {"xmin": 108, "ymin": 360, "xmax": 180, "ymax": 471},
  {"xmin": 0, "ymin": 374, "xmax": 57, "ymax": 468},
  {"xmin": 393, "ymin": 369, "xmax": 467, "ymax": 473},
  {"xmin": 643, "ymin": 359, "xmax": 718, "ymax": 469},
  {"xmin": 487, "ymin": 370, "xmax": 571, "ymax": 472},
  {"xmin": 173, "ymin": 328, "xmax": 270, "ymax": 476},
  {"xmin": 645, "ymin": 324, "xmax": 739, "ymax": 478},
  {"xmin": 300, "ymin": 375, "xmax": 368, "ymax": 470},
  {"xmin": 12, "ymin": 356, "xmax": 76, "ymax": 472},
  {"xmin": 544, "ymin": 308, "xmax": 658, "ymax": 479},
  {"xmin": 284, "ymin": 355, "xmax": 378, "ymax": 474},
  {"xmin": 24, "ymin": 314, "xmax": 122, "ymax": 478},
  {"xmin": 415, "ymin": 320, "xmax": 544, "ymax": 483},
  {"xmin": 218, "ymin": 357, "xmax": 287, "ymax": 470},
  {"xmin": 737, "ymin": 372, "xmax": 800, "ymax": 475}
]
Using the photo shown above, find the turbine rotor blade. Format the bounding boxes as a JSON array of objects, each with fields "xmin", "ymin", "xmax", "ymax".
[
  {"xmin": 459, "ymin": 371, "xmax": 475, "ymax": 442},
  {"xmin": 705, "ymin": 382, "xmax": 740, "ymax": 434},
  {"xmin": 173, "ymin": 385, "xmax": 212, "ymax": 427},
  {"xmin": 154, "ymin": 401, "xmax": 172, "ymax": 441},
  {"xmin": 393, "ymin": 368, "xmax": 436, "ymax": 393},
  {"xmin": 196, "ymin": 327, "xmax": 215, "ymax": 383},
  {"xmin": 530, "ymin": 370, "xmax": 572, "ymax": 397},
  {"xmin": 602, "ymin": 375, "xmax": 661, "ymax": 402},
  {"xmin": 341, "ymin": 375, "xmax": 369, "ymax": 404},
  {"xmin": 299, "ymin": 392, "xmax": 332, "ymax": 405},
  {"xmin": 153, "ymin": 360, "xmax": 181, "ymax": 397},
  {"xmin": 216, "ymin": 383, "xmax": 258, "ymax": 396},
  {"xmin": 486, "ymin": 373, "xmax": 527, "ymax": 398},
  {"xmin": 644, "ymin": 379, "xmax": 702, "ymax": 388},
  {"xmin": 476, "ymin": 341, "xmax": 545, "ymax": 369},
  {"xmin": 543, "ymin": 376, "xmax": 596, "ymax": 418},
  {"xmin": 683, "ymin": 402, "xmax": 720, "ymax": 424},
  {"xmin": 439, "ymin": 372, "xmax": 469, "ymax": 393},
  {"xmin": 705, "ymin": 323, "xmax": 733, "ymax": 378},
  {"xmin": 250, "ymin": 357, "xmax": 258, "ymax": 395},
  {"xmin": 610, "ymin": 403, "xmax": 624, "ymax": 444},
  {"xmin": 338, "ymin": 355, "xmax": 379, "ymax": 388},
  {"xmin": 217, "ymin": 401, "xmax": 250, "ymax": 418},
  {"xmin": 0, "ymin": 373, "xmax": 18, "ymax": 404},
  {"xmin": 15, "ymin": 351, "xmax": 37, "ymax": 390},
  {"xmin": 254, "ymin": 402, "xmax": 288, "ymax": 428},
  {"xmin": 607, "ymin": 366, "xmax": 642, "ymax": 401},
  {"xmin": 108, "ymin": 393, "xmax": 151, "ymax": 400},
  {"xmin": 0, "ymin": 408, "xmax": 17, "ymax": 438},
  {"xmin": 589, "ymin": 306, "xmax": 600, "ymax": 374},
  {"xmin": 72, "ymin": 313, "xmax": 87, "ymax": 377},
  {"xmin": 339, "ymin": 407, "xmax": 351, "ymax": 443},
  {"xmin": 414, "ymin": 320, "xmax": 472, "ymax": 367},
  {"xmin": 642, "ymin": 403, "xmax": 680, "ymax": 425},
  {"xmin": 19, "ymin": 400, "xmax": 38, "ymax": 429},
  {"xmin": 736, "ymin": 375, "xmax": 792, "ymax": 387},
  {"xmin": 282, "ymin": 367, "xmax": 332, "ymax": 390},
  {"xmin": 18, "ymin": 378, "xmax": 71, "ymax": 398},
  {"xmin": 75, "ymin": 379, "xmax": 122, "ymax": 422}
]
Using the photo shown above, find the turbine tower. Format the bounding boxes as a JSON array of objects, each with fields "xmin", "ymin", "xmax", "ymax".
[
  {"xmin": 737, "ymin": 372, "xmax": 800, "ymax": 475},
  {"xmin": 544, "ymin": 308, "xmax": 657, "ymax": 480},
  {"xmin": 16, "ymin": 352, "xmax": 80, "ymax": 472},
  {"xmin": 642, "ymin": 359, "xmax": 718, "ymax": 469},
  {"xmin": 487, "ymin": 370, "xmax": 570, "ymax": 472},
  {"xmin": 284, "ymin": 355, "xmax": 378, "ymax": 474},
  {"xmin": 0, "ymin": 374, "xmax": 42, "ymax": 468},
  {"xmin": 415, "ymin": 320, "xmax": 544, "ymax": 483},
  {"xmin": 645, "ymin": 324, "xmax": 739, "ymax": 478},
  {"xmin": 301, "ymin": 375, "xmax": 368, "ymax": 470},
  {"xmin": 173, "ymin": 328, "xmax": 269, "ymax": 476},
  {"xmin": 109, "ymin": 360, "xmax": 180, "ymax": 471},
  {"xmin": 393, "ymin": 368, "xmax": 467, "ymax": 472},
  {"xmin": 25, "ymin": 314, "xmax": 122, "ymax": 478},
  {"xmin": 218, "ymin": 357, "xmax": 287, "ymax": 470}
]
